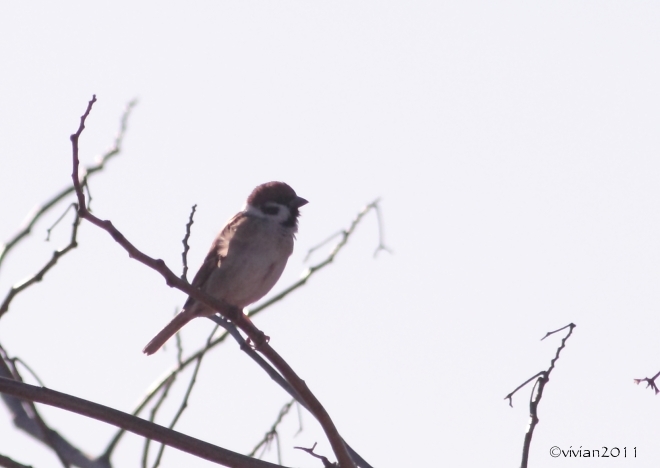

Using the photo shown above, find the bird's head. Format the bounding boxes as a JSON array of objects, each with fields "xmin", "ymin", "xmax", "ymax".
[{"xmin": 246, "ymin": 181, "xmax": 308, "ymax": 228}]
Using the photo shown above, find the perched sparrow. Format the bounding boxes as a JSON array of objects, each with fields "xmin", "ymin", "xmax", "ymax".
[{"xmin": 143, "ymin": 181, "xmax": 308, "ymax": 355}]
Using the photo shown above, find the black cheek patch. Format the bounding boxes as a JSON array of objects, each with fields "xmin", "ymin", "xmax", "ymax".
[{"xmin": 262, "ymin": 206, "xmax": 280, "ymax": 215}]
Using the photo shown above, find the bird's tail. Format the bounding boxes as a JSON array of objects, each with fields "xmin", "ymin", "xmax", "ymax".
[{"xmin": 143, "ymin": 310, "xmax": 196, "ymax": 355}]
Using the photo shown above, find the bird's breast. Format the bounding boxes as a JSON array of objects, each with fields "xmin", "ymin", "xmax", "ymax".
[{"xmin": 204, "ymin": 220, "xmax": 295, "ymax": 308}]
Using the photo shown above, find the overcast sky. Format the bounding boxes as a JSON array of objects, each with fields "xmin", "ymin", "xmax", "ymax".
[{"xmin": 1, "ymin": 2, "xmax": 660, "ymax": 467}]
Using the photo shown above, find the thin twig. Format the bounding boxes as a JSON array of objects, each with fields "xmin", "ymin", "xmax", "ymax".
[
  {"xmin": 105, "ymin": 201, "xmax": 382, "ymax": 467},
  {"xmin": 83, "ymin": 182, "xmax": 94, "ymax": 212},
  {"xmin": 303, "ymin": 231, "xmax": 344, "ymax": 263},
  {"xmin": 24, "ymin": 396, "xmax": 71, "ymax": 468},
  {"xmin": 540, "ymin": 323, "xmax": 573, "ymax": 341},
  {"xmin": 206, "ymin": 316, "xmax": 373, "ymax": 468},
  {"xmin": 9, "ymin": 357, "xmax": 46, "ymax": 388},
  {"xmin": 0, "ymin": 345, "xmax": 110, "ymax": 468},
  {"xmin": 72, "ymin": 96, "xmax": 380, "ymax": 467},
  {"xmin": 45, "ymin": 204, "xmax": 76, "ymax": 241},
  {"xmin": 102, "ymin": 331, "xmax": 234, "ymax": 458},
  {"xmin": 295, "ymin": 401, "xmax": 303, "ymax": 436},
  {"xmin": 634, "ymin": 370, "xmax": 660, "ymax": 394},
  {"xmin": 503, "ymin": 372, "xmax": 545, "ymax": 408},
  {"xmin": 1, "ymin": 347, "xmax": 70, "ymax": 468},
  {"xmin": 248, "ymin": 400, "xmax": 295, "ymax": 463},
  {"xmin": 141, "ymin": 374, "xmax": 176, "ymax": 468},
  {"xmin": 151, "ymin": 324, "xmax": 218, "ymax": 468},
  {"xmin": 371, "ymin": 200, "xmax": 390, "ymax": 257},
  {"xmin": 0, "ymin": 209, "xmax": 80, "ymax": 320},
  {"xmin": 303, "ymin": 199, "xmax": 390, "ymax": 263},
  {"xmin": 0, "ymin": 376, "xmax": 292, "ymax": 468},
  {"xmin": 257, "ymin": 432, "xmax": 280, "ymax": 463},
  {"xmin": 0, "ymin": 99, "xmax": 137, "ymax": 272},
  {"xmin": 505, "ymin": 323, "xmax": 576, "ymax": 468},
  {"xmin": 294, "ymin": 443, "xmax": 335, "ymax": 468},
  {"xmin": 175, "ymin": 315, "xmax": 185, "ymax": 366},
  {"xmin": 251, "ymin": 199, "xmax": 389, "ymax": 317},
  {"xmin": 181, "ymin": 205, "xmax": 197, "ymax": 282},
  {"xmin": 141, "ymin": 323, "xmax": 218, "ymax": 467},
  {"xmin": 0, "ymin": 99, "xmax": 136, "ymax": 468}
]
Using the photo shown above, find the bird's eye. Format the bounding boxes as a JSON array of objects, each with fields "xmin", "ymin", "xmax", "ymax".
[{"xmin": 262, "ymin": 205, "xmax": 280, "ymax": 215}]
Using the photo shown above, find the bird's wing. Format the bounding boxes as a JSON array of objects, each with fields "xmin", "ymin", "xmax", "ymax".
[{"xmin": 181, "ymin": 212, "xmax": 244, "ymax": 311}]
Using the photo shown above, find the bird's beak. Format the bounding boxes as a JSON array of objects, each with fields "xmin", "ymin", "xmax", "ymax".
[{"xmin": 292, "ymin": 196, "xmax": 309, "ymax": 208}]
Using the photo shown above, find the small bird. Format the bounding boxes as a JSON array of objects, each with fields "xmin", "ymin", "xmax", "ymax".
[{"xmin": 143, "ymin": 181, "xmax": 308, "ymax": 355}]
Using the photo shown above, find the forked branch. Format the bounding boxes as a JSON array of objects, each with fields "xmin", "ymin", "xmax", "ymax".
[
  {"xmin": 0, "ymin": 99, "xmax": 137, "ymax": 272},
  {"xmin": 0, "ymin": 377, "xmax": 289, "ymax": 468},
  {"xmin": 504, "ymin": 323, "xmax": 576, "ymax": 468},
  {"xmin": 70, "ymin": 96, "xmax": 356, "ymax": 468}
]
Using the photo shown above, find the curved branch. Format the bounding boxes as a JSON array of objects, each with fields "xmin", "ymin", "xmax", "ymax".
[
  {"xmin": 71, "ymin": 96, "xmax": 356, "ymax": 468},
  {"xmin": 0, "ymin": 453, "xmax": 33, "ymax": 468},
  {"xmin": 0, "ymin": 350, "xmax": 109, "ymax": 468},
  {"xmin": 0, "ymin": 209, "xmax": 80, "ymax": 320},
  {"xmin": 108, "ymin": 200, "xmax": 384, "ymax": 467},
  {"xmin": 0, "ymin": 99, "xmax": 137, "ymax": 272},
  {"xmin": 0, "ymin": 377, "xmax": 291, "ymax": 468},
  {"xmin": 505, "ymin": 323, "xmax": 576, "ymax": 468}
]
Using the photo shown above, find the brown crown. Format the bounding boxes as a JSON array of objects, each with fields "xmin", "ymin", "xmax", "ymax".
[{"xmin": 247, "ymin": 181, "xmax": 299, "ymax": 207}]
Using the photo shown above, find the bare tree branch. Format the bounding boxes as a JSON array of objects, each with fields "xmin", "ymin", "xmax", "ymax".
[
  {"xmin": 70, "ymin": 96, "xmax": 356, "ymax": 468},
  {"xmin": 540, "ymin": 323, "xmax": 574, "ymax": 341},
  {"xmin": 634, "ymin": 371, "xmax": 660, "ymax": 394},
  {"xmin": 12, "ymin": 373, "xmax": 71, "ymax": 468},
  {"xmin": 294, "ymin": 443, "xmax": 335, "ymax": 468},
  {"xmin": 181, "ymin": 205, "xmax": 197, "ymax": 282},
  {"xmin": 0, "ymin": 454, "xmax": 33, "ymax": 468},
  {"xmin": 8, "ymin": 357, "xmax": 46, "ymax": 388},
  {"xmin": 250, "ymin": 199, "xmax": 388, "ymax": 317},
  {"xmin": 249, "ymin": 400, "xmax": 295, "ymax": 463},
  {"xmin": 141, "ymin": 374, "xmax": 176, "ymax": 468},
  {"xmin": 206, "ymin": 316, "xmax": 373, "ymax": 468},
  {"xmin": 504, "ymin": 323, "xmax": 576, "ymax": 468},
  {"xmin": 0, "ymin": 208, "xmax": 80, "ymax": 320},
  {"xmin": 106, "ymin": 200, "xmax": 382, "ymax": 467},
  {"xmin": 174, "ymin": 309, "xmax": 185, "ymax": 365},
  {"xmin": 0, "ymin": 377, "xmax": 294, "ymax": 468},
  {"xmin": 0, "ymin": 345, "xmax": 109, "ymax": 468},
  {"xmin": 45, "ymin": 204, "xmax": 76, "ymax": 242},
  {"xmin": 0, "ymin": 99, "xmax": 136, "ymax": 467},
  {"xmin": 0, "ymin": 99, "xmax": 137, "ymax": 273},
  {"xmin": 303, "ymin": 199, "xmax": 389, "ymax": 263},
  {"xmin": 151, "ymin": 324, "xmax": 218, "ymax": 468},
  {"xmin": 371, "ymin": 201, "xmax": 390, "ymax": 258}
]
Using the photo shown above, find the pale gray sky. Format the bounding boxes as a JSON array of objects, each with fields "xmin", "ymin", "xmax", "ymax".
[{"xmin": 1, "ymin": 2, "xmax": 660, "ymax": 467}]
